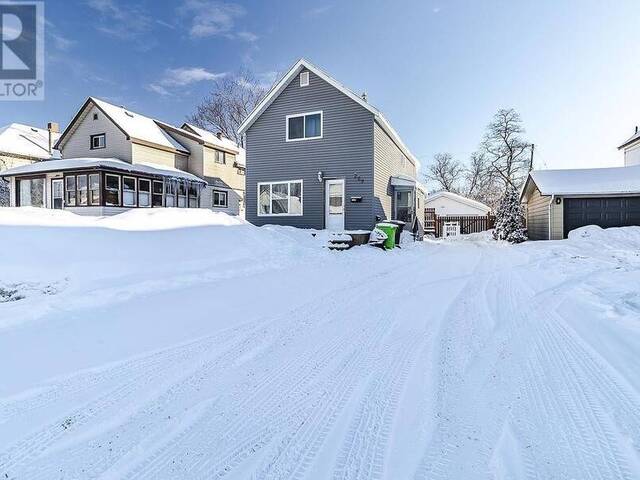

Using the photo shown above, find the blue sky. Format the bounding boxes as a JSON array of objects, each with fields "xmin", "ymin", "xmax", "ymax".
[{"xmin": 2, "ymin": 0, "xmax": 639, "ymax": 174}]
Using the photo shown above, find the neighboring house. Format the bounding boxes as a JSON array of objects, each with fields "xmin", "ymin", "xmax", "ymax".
[
  {"xmin": 521, "ymin": 165, "xmax": 640, "ymax": 240},
  {"xmin": 0, "ymin": 123, "xmax": 61, "ymax": 170},
  {"xmin": 424, "ymin": 191, "xmax": 491, "ymax": 216},
  {"xmin": 618, "ymin": 127, "xmax": 640, "ymax": 166},
  {"xmin": 238, "ymin": 58, "xmax": 423, "ymax": 232},
  {"xmin": 1, "ymin": 97, "xmax": 245, "ymax": 215}
]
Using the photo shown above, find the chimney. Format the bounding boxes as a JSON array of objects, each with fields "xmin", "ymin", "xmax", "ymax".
[
  {"xmin": 361, "ymin": 91, "xmax": 367, "ymax": 102},
  {"xmin": 216, "ymin": 132, "xmax": 222, "ymax": 139},
  {"xmin": 47, "ymin": 122, "xmax": 59, "ymax": 155},
  {"xmin": 635, "ymin": 126, "xmax": 638, "ymax": 134}
]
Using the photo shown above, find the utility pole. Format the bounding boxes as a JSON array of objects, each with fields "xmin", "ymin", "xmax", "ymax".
[{"xmin": 529, "ymin": 143, "xmax": 535, "ymax": 172}]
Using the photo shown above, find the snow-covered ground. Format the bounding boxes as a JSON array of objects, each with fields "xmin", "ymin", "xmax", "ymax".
[{"xmin": 1, "ymin": 208, "xmax": 639, "ymax": 479}]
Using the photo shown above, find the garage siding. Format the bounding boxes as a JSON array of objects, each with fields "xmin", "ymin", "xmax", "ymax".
[{"xmin": 526, "ymin": 187, "xmax": 551, "ymax": 240}]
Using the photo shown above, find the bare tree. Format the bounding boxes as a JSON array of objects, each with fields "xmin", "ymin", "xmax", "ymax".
[
  {"xmin": 425, "ymin": 152, "xmax": 464, "ymax": 192},
  {"xmin": 462, "ymin": 151, "xmax": 503, "ymax": 209},
  {"xmin": 480, "ymin": 108, "xmax": 532, "ymax": 190},
  {"xmin": 187, "ymin": 69, "xmax": 269, "ymax": 147}
]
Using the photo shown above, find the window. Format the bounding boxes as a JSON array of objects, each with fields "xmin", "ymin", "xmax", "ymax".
[
  {"xmin": 93, "ymin": 113, "xmax": 99, "ymax": 121},
  {"xmin": 299, "ymin": 71, "xmax": 309, "ymax": 87},
  {"xmin": 257, "ymin": 180, "xmax": 303, "ymax": 216},
  {"xmin": 90, "ymin": 133, "xmax": 106, "ymax": 149},
  {"xmin": 152, "ymin": 180, "xmax": 164, "ymax": 207},
  {"xmin": 214, "ymin": 150, "xmax": 225, "ymax": 164},
  {"xmin": 123, "ymin": 176, "xmax": 137, "ymax": 207},
  {"xmin": 89, "ymin": 174, "xmax": 100, "ymax": 205},
  {"xmin": 165, "ymin": 180, "xmax": 176, "ymax": 207},
  {"xmin": 212, "ymin": 190, "xmax": 228, "ymax": 208},
  {"xmin": 139, "ymin": 179, "xmax": 151, "ymax": 207},
  {"xmin": 286, "ymin": 112, "xmax": 322, "ymax": 141},
  {"xmin": 77, "ymin": 174, "xmax": 88, "ymax": 206},
  {"xmin": 65, "ymin": 175, "xmax": 76, "ymax": 206},
  {"xmin": 188, "ymin": 182, "xmax": 199, "ymax": 208},
  {"xmin": 177, "ymin": 180, "xmax": 187, "ymax": 207},
  {"xmin": 105, "ymin": 174, "xmax": 120, "ymax": 206},
  {"xmin": 17, "ymin": 178, "xmax": 45, "ymax": 207}
]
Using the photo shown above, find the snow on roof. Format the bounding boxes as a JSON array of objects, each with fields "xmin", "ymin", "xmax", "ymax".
[
  {"xmin": 237, "ymin": 58, "xmax": 420, "ymax": 170},
  {"xmin": 618, "ymin": 129, "xmax": 640, "ymax": 149},
  {"xmin": 0, "ymin": 157, "xmax": 205, "ymax": 183},
  {"xmin": 425, "ymin": 191, "xmax": 491, "ymax": 212},
  {"xmin": 0, "ymin": 123, "xmax": 61, "ymax": 160},
  {"xmin": 528, "ymin": 165, "xmax": 640, "ymax": 196},
  {"xmin": 182, "ymin": 123, "xmax": 240, "ymax": 153},
  {"xmin": 76, "ymin": 98, "xmax": 189, "ymax": 153}
]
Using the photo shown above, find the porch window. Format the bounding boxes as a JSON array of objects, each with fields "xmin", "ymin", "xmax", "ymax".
[
  {"xmin": 257, "ymin": 180, "xmax": 303, "ymax": 216},
  {"xmin": 89, "ymin": 174, "xmax": 100, "ymax": 205},
  {"xmin": 188, "ymin": 182, "xmax": 199, "ymax": 207},
  {"xmin": 17, "ymin": 178, "xmax": 45, "ymax": 207},
  {"xmin": 177, "ymin": 180, "xmax": 187, "ymax": 207},
  {"xmin": 105, "ymin": 174, "xmax": 121, "ymax": 206},
  {"xmin": 65, "ymin": 176, "xmax": 76, "ymax": 206},
  {"xmin": 139, "ymin": 179, "xmax": 151, "ymax": 207},
  {"xmin": 212, "ymin": 189, "xmax": 228, "ymax": 208},
  {"xmin": 165, "ymin": 180, "xmax": 176, "ymax": 207},
  {"xmin": 286, "ymin": 112, "xmax": 322, "ymax": 141},
  {"xmin": 77, "ymin": 174, "xmax": 88, "ymax": 206},
  {"xmin": 152, "ymin": 180, "xmax": 164, "ymax": 207},
  {"xmin": 123, "ymin": 176, "xmax": 137, "ymax": 207}
]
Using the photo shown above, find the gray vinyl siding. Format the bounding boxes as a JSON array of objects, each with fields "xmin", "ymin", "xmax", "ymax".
[
  {"xmin": 525, "ymin": 187, "xmax": 551, "ymax": 240},
  {"xmin": 61, "ymin": 105, "xmax": 132, "ymax": 162},
  {"xmin": 373, "ymin": 121, "xmax": 417, "ymax": 221},
  {"xmin": 245, "ymin": 69, "xmax": 375, "ymax": 230}
]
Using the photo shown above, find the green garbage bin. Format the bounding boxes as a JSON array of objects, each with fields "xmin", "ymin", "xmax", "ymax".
[{"xmin": 376, "ymin": 222, "xmax": 398, "ymax": 250}]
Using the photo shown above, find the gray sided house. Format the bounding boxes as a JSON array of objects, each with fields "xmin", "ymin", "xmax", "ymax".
[{"xmin": 238, "ymin": 59, "xmax": 423, "ymax": 232}]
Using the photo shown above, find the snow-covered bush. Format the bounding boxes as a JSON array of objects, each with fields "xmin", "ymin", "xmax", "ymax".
[{"xmin": 493, "ymin": 186, "xmax": 527, "ymax": 243}]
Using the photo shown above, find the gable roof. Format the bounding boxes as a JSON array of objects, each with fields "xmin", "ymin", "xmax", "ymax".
[
  {"xmin": 0, "ymin": 123, "xmax": 60, "ymax": 160},
  {"xmin": 425, "ymin": 191, "xmax": 491, "ymax": 212},
  {"xmin": 181, "ymin": 123, "xmax": 241, "ymax": 153},
  {"xmin": 56, "ymin": 97, "xmax": 189, "ymax": 154},
  {"xmin": 522, "ymin": 165, "xmax": 640, "ymax": 199},
  {"xmin": 237, "ymin": 58, "xmax": 420, "ymax": 169},
  {"xmin": 618, "ymin": 129, "xmax": 640, "ymax": 150}
]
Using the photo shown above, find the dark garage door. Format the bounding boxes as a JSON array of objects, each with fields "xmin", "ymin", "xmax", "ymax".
[{"xmin": 563, "ymin": 197, "xmax": 640, "ymax": 237}]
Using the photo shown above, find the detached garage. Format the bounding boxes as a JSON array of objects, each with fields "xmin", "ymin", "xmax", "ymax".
[{"xmin": 521, "ymin": 165, "xmax": 640, "ymax": 240}]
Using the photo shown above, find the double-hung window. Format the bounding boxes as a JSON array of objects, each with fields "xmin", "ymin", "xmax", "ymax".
[
  {"xmin": 188, "ymin": 182, "xmax": 199, "ymax": 207},
  {"xmin": 138, "ymin": 179, "xmax": 151, "ymax": 207},
  {"xmin": 214, "ymin": 150, "xmax": 225, "ymax": 164},
  {"xmin": 212, "ymin": 190, "xmax": 228, "ymax": 208},
  {"xmin": 286, "ymin": 111, "xmax": 322, "ymax": 141},
  {"xmin": 89, "ymin": 174, "xmax": 100, "ymax": 205},
  {"xmin": 77, "ymin": 174, "xmax": 88, "ymax": 206},
  {"xmin": 65, "ymin": 176, "xmax": 76, "ymax": 206},
  {"xmin": 123, "ymin": 177, "xmax": 137, "ymax": 207},
  {"xmin": 152, "ymin": 180, "xmax": 164, "ymax": 207},
  {"xmin": 258, "ymin": 180, "xmax": 303, "ymax": 216},
  {"xmin": 90, "ymin": 133, "xmax": 106, "ymax": 149},
  {"xmin": 105, "ymin": 174, "xmax": 121, "ymax": 206},
  {"xmin": 165, "ymin": 180, "xmax": 176, "ymax": 207},
  {"xmin": 177, "ymin": 181, "xmax": 187, "ymax": 207}
]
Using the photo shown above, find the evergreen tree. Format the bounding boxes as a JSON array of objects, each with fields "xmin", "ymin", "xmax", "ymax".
[
  {"xmin": 0, "ymin": 179, "xmax": 9, "ymax": 207},
  {"xmin": 493, "ymin": 186, "xmax": 527, "ymax": 243}
]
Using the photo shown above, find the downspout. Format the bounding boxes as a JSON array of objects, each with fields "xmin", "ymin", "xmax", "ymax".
[{"xmin": 548, "ymin": 195, "xmax": 555, "ymax": 240}]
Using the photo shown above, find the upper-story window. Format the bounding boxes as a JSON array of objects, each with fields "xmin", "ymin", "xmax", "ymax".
[
  {"xmin": 93, "ymin": 113, "xmax": 99, "ymax": 121},
  {"xmin": 299, "ymin": 71, "xmax": 309, "ymax": 87},
  {"xmin": 286, "ymin": 111, "xmax": 322, "ymax": 141},
  {"xmin": 214, "ymin": 150, "xmax": 225, "ymax": 164},
  {"xmin": 90, "ymin": 133, "xmax": 106, "ymax": 149}
]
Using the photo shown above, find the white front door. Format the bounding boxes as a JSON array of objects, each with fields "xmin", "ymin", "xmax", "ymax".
[
  {"xmin": 325, "ymin": 179, "xmax": 345, "ymax": 231},
  {"xmin": 52, "ymin": 179, "xmax": 64, "ymax": 209}
]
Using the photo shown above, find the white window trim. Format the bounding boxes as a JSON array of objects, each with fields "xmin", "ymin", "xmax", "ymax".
[
  {"xmin": 299, "ymin": 71, "xmax": 309, "ymax": 87},
  {"xmin": 105, "ymin": 173, "xmax": 121, "ymax": 206},
  {"xmin": 122, "ymin": 176, "xmax": 137, "ymax": 207},
  {"xmin": 286, "ymin": 111, "xmax": 323, "ymax": 142},
  {"xmin": 212, "ymin": 189, "xmax": 229, "ymax": 208},
  {"xmin": 138, "ymin": 178, "xmax": 152, "ymax": 208},
  {"xmin": 257, "ymin": 179, "xmax": 304, "ymax": 217},
  {"xmin": 90, "ymin": 133, "xmax": 106, "ymax": 150}
]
